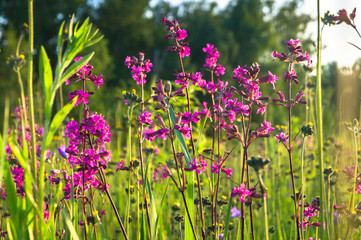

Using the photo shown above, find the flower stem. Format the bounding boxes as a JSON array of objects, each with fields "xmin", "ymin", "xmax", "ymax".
[
  {"xmin": 316, "ymin": 0, "xmax": 326, "ymax": 238},
  {"xmin": 126, "ymin": 107, "xmax": 133, "ymax": 236},
  {"xmin": 350, "ymin": 129, "xmax": 358, "ymax": 213},
  {"xmin": 139, "ymin": 78, "xmax": 152, "ymax": 236},
  {"xmin": 300, "ymin": 137, "xmax": 306, "ymax": 240},
  {"xmin": 287, "ymin": 77, "xmax": 300, "ymax": 240},
  {"xmin": 104, "ymin": 181, "xmax": 129, "ymax": 240}
]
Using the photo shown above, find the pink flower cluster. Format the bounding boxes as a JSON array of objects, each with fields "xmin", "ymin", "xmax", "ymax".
[
  {"xmin": 202, "ymin": 43, "xmax": 225, "ymax": 76},
  {"xmin": 125, "ymin": 52, "xmax": 153, "ymax": 85},
  {"xmin": 66, "ymin": 57, "xmax": 103, "ymax": 88},
  {"xmin": 273, "ymin": 39, "xmax": 311, "ymax": 66},
  {"xmin": 153, "ymin": 164, "xmax": 170, "ymax": 183},
  {"xmin": 231, "ymin": 184, "xmax": 251, "ymax": 203},
  {"xmin": 161, "ymin": 17, "xmax": 190, "ymax": 58}
]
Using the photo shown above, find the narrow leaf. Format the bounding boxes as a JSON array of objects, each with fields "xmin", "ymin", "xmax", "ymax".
[{"xmin": 39, "ymin": 46, "xmax": 53, "ymax": 121}]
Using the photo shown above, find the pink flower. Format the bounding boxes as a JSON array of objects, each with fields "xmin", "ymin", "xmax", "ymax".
[
  {"xmin": 221, "ymin": 167, "xmax": 233, "ymax": 178},
  {"xmin": 138, "ymin": 111, "xmax": 153, "ymax": 125},
  {"xmin": 275, "ymin": 132, "xmax": 289, "ymax": 142},
  {"xmin": 176, "ymin": 29, "xmax": 187, "ymax": 41},
  {"xmin": 153, "ymin": 164, "xmax": 170, "ymax": 183},
  {"xmin": 231, "ymin": 184, "xmax": 251, "ymax": 203},
  {"xmin": 179, "ymin": 45, "xmax": 191, "ymax": 58}
]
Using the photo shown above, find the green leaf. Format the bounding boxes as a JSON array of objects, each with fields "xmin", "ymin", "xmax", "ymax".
[
  {"xmin": 62, "ymin": 210, "xmax": 80, "ymax": 240},
  {"xmin": 153, "ymin": 179, "xmax": 170, "ymax": 240},
  {"xmin": 68, "ymin": 15, "xmax": 74, "ymax": 40},
  {"xmin": 39, "ymin": 46, "xmax": 53, "ymax": 121},
  {"xmin": 167, "ymin": 101, "xmax": 195, "ymax": 239},
  {"xmin": 185, "ymin": 171, "xmax": 195, "ymax": 240},
  {"xmin": 43, "ymin": 96, "xmax": 77, "ymax": 151},
  {"xmin": 57, "ymin": 21, "xmax": 65, "ymax": 59},
  {"xmin": 84, "ymin": 35, "xmax": 104, "ymax": 49},
  {"xmin": 168, "ymin": 104, "xmax": 192, "ymax": 167}
]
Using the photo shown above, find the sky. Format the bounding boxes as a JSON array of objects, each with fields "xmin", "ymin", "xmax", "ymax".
[{"xmin": 151, "ymin": 0, "xmax": 361, "ymax": 68}]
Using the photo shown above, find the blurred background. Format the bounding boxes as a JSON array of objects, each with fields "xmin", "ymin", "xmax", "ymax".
[{"xmin": 0, "ymin": 0, "xmax": 360, "ymax": 136}]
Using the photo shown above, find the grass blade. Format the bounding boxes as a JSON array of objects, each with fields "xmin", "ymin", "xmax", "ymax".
[{"xmin": 39, "ymin": 46, "xmax": 53, "ymax": 121}]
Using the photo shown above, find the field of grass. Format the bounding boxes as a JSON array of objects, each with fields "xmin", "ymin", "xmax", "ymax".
[{"xmin": 1, "ymin": 2, "xmax": 361, "ymax": 240}]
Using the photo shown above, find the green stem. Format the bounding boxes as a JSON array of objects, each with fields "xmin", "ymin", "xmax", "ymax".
[
  {"xmin": 316, "ymin": 0, "xmax": 325, "ymax": 238},
  {"xmin": 126, "ymin": 107, "xmax": 133, "ymax": 236},
  {"xmin": 350, "ymin": 130, "xmax": 358, "ymax": 213},
  {"xmin": 27, "ymin": 0, "xmax": 40, "ymax": 238},
  {"xmin": 300, "ymin": 137, "xmax": 306, "ymax": 240}
]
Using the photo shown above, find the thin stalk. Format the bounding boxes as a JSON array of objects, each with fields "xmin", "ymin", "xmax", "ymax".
[
  {"xmin": 316, "ymin": 0, "xmax": 325, "ymax": 238},
  {"xmin": 350, "ymin": 130, "xmax": 358, "ymax": 213},
  {"xmin": 126, "ymin": 107, "xmax": 133, "ymax": 235},
  {"xmin": 81, "ymin": 198, "xmax": 89, "ymax": 240},
  {"xmin": 177, "ymin": 50, "xmax": 206, "ymax": 239},
  {"xmin": 287, "ymin": 78, "xmax": 300, "ymax": 239},
  {"xmin": 300, "ymin": 137, "xmax": 306, "ymax": 240},
  {"xmin": 210, "ymin": 71, "xmax": 216, "ymax": 231},
  {"xmin": 180, "ymin": 190, "xmax": 198, "ymax": 240},
  {"xmin": 263, "ymin": 195, "xmax": 269, "ymax": 240},
  {"xmin": 27, "ymin": 1, "xmax": 40, "ymax": 238},
  {"xmin": 214, "ymin": 100, "xmax": 221, "ymax": 239},
  {"xmin": 246, "ymin": 163, "xmax": 255, "ymax": 240},
  {"xmin": 103, "ymin": 180, "xmax": 129, "ymax": 240},
  {"xmin": 139, "ymin": 77, "xmax": 152, "ymax": 235}
]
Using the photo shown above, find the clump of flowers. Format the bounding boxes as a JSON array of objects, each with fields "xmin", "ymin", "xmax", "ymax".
[
  {"xmin": 125, "ymin": 52, "xmax": 153, "ymax": 85},
  {"xmin": 300, "ymin": 197, "xmax": 321, "ymax": 230}
]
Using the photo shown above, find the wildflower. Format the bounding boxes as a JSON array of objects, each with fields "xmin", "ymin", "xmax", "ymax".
[
  {"xmin": 231, "ymin": 206, "xmax": 242, "ymax": 218},
  {"xmin": 125, "ymin": 52, "xmax": 153, "ymax": 85},
  {"xmin": 188, "ymin": 156, "xmax": 207, "ymax": 174},
  {"xmin": 335, "ymin": 9, "xmax": 354, "ymax": 25},
  {"xmin": 162, "ymin": 17, "xmax": 191, "ymax": 58},
  {"xmin": 138, "ymin": 111, "xmax": 153, "ymax": 125},
  {"xmin": 258, "ymin": 71, "xmax": 279, "ymax": 90},
  {"xmin": 116, "ymin": 160, "xmax": 129, "ymax": 172},
  {"xmin": 221, "ymin": 167, "xmax": 233, "ymax": 178},
  {"xmin": 275, "ymin": 132, "xmax": 289, "ymax": 143},
  {"xmin": 57, "ymin": 145, "xmax": 68, "ymax": 158},
  {"xmin": 202, "ymin": 43, "xmax": 225, "ymax": 76},
  {"xmin": 68, "ymin": 89, "xmax": 90, "ymax": 106},
  {"xmin": 231, "ymin": 183, "xmax": 251, "ymax": 203},
  {"xmin": 175, "ymin": 123, "xmax": 192, "ymax": 139},
  {"xmin": 153, "ymin": 164, "xmax": 170, "ymax": 183},
  {"xmin": 283, "ymin": 70, "xmax": 299, "ymax": 84},
  {"xmin": 176, "ymin": 29, "xmax": 187, "ymax": 41}
]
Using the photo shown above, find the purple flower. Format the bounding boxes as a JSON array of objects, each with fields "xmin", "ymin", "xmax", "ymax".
[
  {"xmin": 153, "ymin": 164, "xmax": 170, "ymax": 183},
  {"xmin": 126, "ymin": 53, "xmax": 153, "ymax": 85},
  {"xmin": 156, "ymin": 128, "xmax": 169, "ymax": 140},
  {"xmin": 188, "ymin": 156, "xmax": 207, "ymax": 174},
  {"xmin": 68, "ymin": 89, "xmax": 90, "ymax": 106},
  {"xmin": 116, "ymin": 160, "xmax": 129, "ymax": 172},
  {"xmin": 176, "ymin": 29, "xmax": 187, "ymax": 41},
  {"xmin": 144, "ymin": 127, "xmax": 157, "ymax": 142},
  {"xmin": 275, "ymin": 132, "xmax": 289, "ymax": 142},
  {"xmin": 179, "ymin": 45, "xmax": 191, "ymax": 58},
  {"xmin": 138, "ymin": 111, "xmax": 153, "ymax": 125},
  {"xmin": 231, "ymin": 183, "xmax": 251, "ymax": 203},
  {"xmin": 175, "ymin": 124, "xmax": 192, "ymax": 139},
  {"xmin": 221, "ymin": 167, "xmax": 233, "ymax": 178},
  {"xmin": 231, "ymin": 206, "xmax": 242, "ymax": 218},
  {"xmin": 258, "ymin": 71, "xmax": 279, "ymax": 90},
  {"xmin": 57, "ymin": 145, "xmax": 68, "ymax": 158}
]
